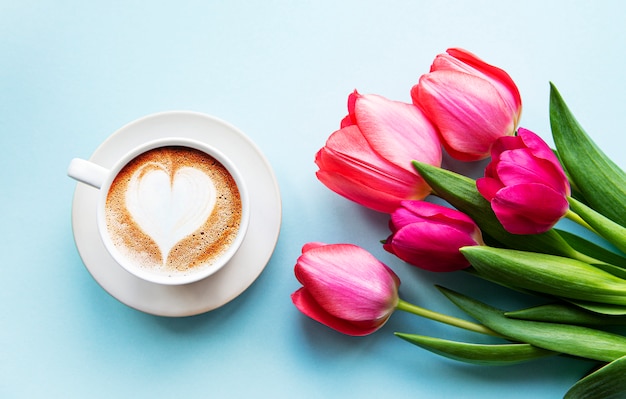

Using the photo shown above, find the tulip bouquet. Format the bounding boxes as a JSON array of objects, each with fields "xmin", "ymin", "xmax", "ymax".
[{"xmin": 291, "ymin": 48, "xmax": 626, "ymax": 398}]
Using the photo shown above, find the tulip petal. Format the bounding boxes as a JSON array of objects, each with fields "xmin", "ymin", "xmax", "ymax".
[
  {"xmin": 316, "ymin": 90, "xmax": 443, "ymax": 212},
  {"xmin": 319, "ymin": 126, "xmax": 409, "ymax": 181},
  {"xmin": 295, "ymin": 244, "xmax": 399, "ymax": 322},
  {"xmin": 475, "ymin": 177, "xmax": 503, "ymax": 202},
  {"xmin": 386, "ymin": 223, "xmax": 475, "ymax": 272},
  {"xmin": 516, "ymin": 128, "xmax": 561, "ymax": 164},
  {"xmin": 291, "ymin": 288, "xmax": 384, "ymax": 336},
  {"xmin": 316, "ymin": 169, "xmax": 420, "ymax": 213},
  {"xmin": 403, "ymin": 200, "xmax": 478, "ymax": 228},
  {"xmin": 392, "ymin": 200, "xmax": 479, "ymax": 235},
  {"xmin": 491, "ymin": 183, "xmax": 569, "ymax": 234},
  {"xmin": 414, "ymin": 48, "xmax": 522, "ymax": 161},
  {"xmin": 496, "ymin": 149, "xmax": 570, "ymax": 196},
  {"xmin": 443, "ymin": 48, "xmax": 522, "ymax": 120},
  {"xmin": 354, "ymin": 93, "xmax": 442, "ymax": 168},
  {"xmin": 315, "ymin": 125, "xmax": 431, "ymax": 212},
  {"xmin": 414, "ymin": 71, "xmax": 515, "ymax": 161},
  {"xmin": 301, "ymin": 242, "xmax": 326, "ymax": 253},
  {"xmin": 340, "ymin": 114, "xmax": 353, "ymax": 128},
  {"xmin": 490, "ymin": 135, "xmax": 526, "ymax": 160},
  {"xmin": 477, "ymin": 127, "xmax": 571, "ymax": 235},
  {"xmin": 316, "ymin": 144, "xmax": 415, "ymax": 189},
  {"xmin": 340, "ymin": 90, "xmax": 359, "ymax": 128}
]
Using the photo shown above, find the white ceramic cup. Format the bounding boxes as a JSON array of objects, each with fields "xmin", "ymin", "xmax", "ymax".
[{"xmin": 67, "ymin": 137, "xmax": 250, "ymax": 285}]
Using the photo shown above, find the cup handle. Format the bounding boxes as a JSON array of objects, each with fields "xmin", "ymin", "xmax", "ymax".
[{"xmin": 67, "ymin": 158, "xmax": 109, "ymax": 189}]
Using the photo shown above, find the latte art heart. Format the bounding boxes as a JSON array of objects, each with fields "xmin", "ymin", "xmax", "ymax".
[
  {"xmin": 104, "ymin": 146, "xmax": 243, "ymax": 277},
  {"xmin": 125, "ymin": 164, "xmax": 217, "ymax": 264}
]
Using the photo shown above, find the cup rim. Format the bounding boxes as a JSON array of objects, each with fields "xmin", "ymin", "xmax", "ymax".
[{"xmin": 96, "ymin": 137, "xmax": 250, "ymax": 286}]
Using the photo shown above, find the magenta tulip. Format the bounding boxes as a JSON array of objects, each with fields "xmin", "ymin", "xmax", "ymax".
[
  {"xmin": 291, "ymin": 242, "xmax": 400, "ymax": 336},
  {"xmin": 476, "ymin": 128, "xmax": 571, "ymax": 234},
  {"xmin": 315, "ymin": 90, "xmax": 442, "ymax": 213},
  {"xmin": 412, "ymin": 48, "xmax": 522, "ymax": 161},
  {"xmin": 383, "ymin": 201, "xmax": 484, "ymax": 272}
]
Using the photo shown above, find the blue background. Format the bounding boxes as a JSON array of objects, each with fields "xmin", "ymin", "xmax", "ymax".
[{"xmin": 2, "ymin": 1, "xmax": 625, "ymax": 398}]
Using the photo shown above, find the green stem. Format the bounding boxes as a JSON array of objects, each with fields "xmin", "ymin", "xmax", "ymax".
[
  {"xmin": 565, "ymin": 209, "xmax": 597, "ymax": 234},
  {"xmin": 564, "ymin": 204, "xmax": 625, "ymax": 265},
  {"xmin": 572, "ymin": 251, "xmax": 613, "ymax": 268},
  {"xmin": 568, "ymin": 197, "xmax": 626, "ymax": 255},
  {"xmin": 395, "ymin": 299, "xmax": 502, "ymax": 337}
]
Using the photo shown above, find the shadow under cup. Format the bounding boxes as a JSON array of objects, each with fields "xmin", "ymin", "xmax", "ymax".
[{"xmin": 97, "ymin": 138, "xmax": 250, "ymax": 286}]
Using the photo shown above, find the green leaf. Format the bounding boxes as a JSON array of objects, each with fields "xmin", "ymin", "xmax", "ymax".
[
  {"xmin": 565, "ymin": 356, "xmax": 626, "ymax": 399},
  {"xmin": 394, "ymin": 333, "xmax": 555, "ymax": 365},
  {"xmin": 550, "ymin": 83, "xmax": 626, "ymax": 227},
  {"xmin": 412, "ymin": 162, "xmax": 580, "ymax": 258},
  {"xmin": 568, "ymin": 197, "xmax": 626, "ymax": 255},
  {"xmin": 505, "ymin": 303, "xmax": 626, "ymax": 326},
  {"xmin": 461, "ymin": 246, "xmax": 626, "ymax": 305},
  {"xmin": 463, "ymin": 267, "xmax": 541, "ymax": 297},
  {"xmin": 438, "ymin": 286, "xmax": 626, "ymax": 362},
  {"xmin": 556, "ymin": 229, "xmax": 626, "ymax": 269},
  {"xmin": 565, "ymin": 299, "xmax": 626, "ymax": 316},
  {"xmin": 588, "ymin": 263, "xmax": 626, "ymax": 280}
]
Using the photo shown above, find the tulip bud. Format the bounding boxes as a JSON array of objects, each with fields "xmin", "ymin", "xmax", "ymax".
[
  {"xmin": 315, "ymin": 90, "xmax": 442, "ymax": 213},
  {"xmin": 476, "ymin": 128, "xmax": 571, "ymax": 234},
  {"xmin": 291, "ymin": 242, "xmax": 400, "ymax": 336},
  {"xmin": 412, "ymin": 48, "xmax": 522, "ymax": 161},
  {"xmin": 383, "ymin": 200, "xmax": 484, "ymax": 272}
]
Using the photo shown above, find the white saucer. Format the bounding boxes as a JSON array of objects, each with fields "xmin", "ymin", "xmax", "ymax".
[{"xmin": 70, "ymin": 111, "xmax": 282, "ymax": 317}]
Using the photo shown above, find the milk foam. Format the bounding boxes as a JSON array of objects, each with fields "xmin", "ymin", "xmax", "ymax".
[
  {"xmin": 125, "ymin": 164, "xmax": 217, "ymax": 265},
  {"xmin": 104, "ymin": 146, "xmax": 242, "ymax": 277}
]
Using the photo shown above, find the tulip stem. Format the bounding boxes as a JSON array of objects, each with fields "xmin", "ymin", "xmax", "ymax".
[
  {"xmin": 395, "ymin": 299, "xmax": 502, "ymax": 337},
  {"xmin": 565, "ymin": 209, "xmax": 598, "ymax": 235},
  {"xmin": 567, "ymin": 196, "xmax": 626, "ymax": 255}
]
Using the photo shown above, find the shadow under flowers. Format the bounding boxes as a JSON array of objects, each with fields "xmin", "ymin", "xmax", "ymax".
[{"xmin": 440, "ymin": 148, "xmax": 491, "ymax": 180}]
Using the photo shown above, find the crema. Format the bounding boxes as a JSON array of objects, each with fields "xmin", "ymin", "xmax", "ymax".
[{"xmin": 104, "ymin": 146, "xmax": 242, "ymax": 278}]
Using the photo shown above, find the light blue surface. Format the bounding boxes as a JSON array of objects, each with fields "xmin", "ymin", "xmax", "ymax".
[{"xmin": 2, "ymin": 1, "xmax": 625, "ymax": 398}]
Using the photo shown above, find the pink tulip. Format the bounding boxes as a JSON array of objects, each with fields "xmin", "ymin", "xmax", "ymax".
[
  {"xmin": 315, "ymin": 90, "xmax": 442, "ymax": 213},
  {"xmin": 383, "ymin": 201, "xmax": 484, "ymax": 272},
  {"xmin": 476, "ymin": 128, "xmax": 571, "ymax": 235},
  {"xmin": 412, "ymin": 48, "xmax": 522, "ymax": 161},
  {"xmin": 291, "ymin": 242, "xmax": 400, "ymax": 336}
]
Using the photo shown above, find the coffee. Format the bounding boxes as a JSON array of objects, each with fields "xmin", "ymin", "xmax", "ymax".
[{"xmin": 104, "ymin": 146, "xmax": 242, "ymax": 278}]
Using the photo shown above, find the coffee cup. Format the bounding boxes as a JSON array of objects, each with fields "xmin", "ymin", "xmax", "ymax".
[{"xmin": 68, "ymin": 137, "xmax": 250, "ymax": 285}]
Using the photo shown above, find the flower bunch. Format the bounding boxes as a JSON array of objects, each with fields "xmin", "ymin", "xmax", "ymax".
[{"xmin": 292, "ymin": 48, "xmax": 626, "ymax": 398}]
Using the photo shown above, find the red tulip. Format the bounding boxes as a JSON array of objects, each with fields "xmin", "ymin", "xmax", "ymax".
[
  {"xmin": 412, "ymin": 48, "xmax": 522, "ymax": 161},
  {"xmin": 315, "ymin": 91, "xmax": 442, "ymax": 213},
  {"xmin": 291, "ymin": 242, "xmax": 400, "ymax": 336},
  {"xmin": 384, "ymin": 201, "xmax": 483, "ymax": 272},
  {"xmin": 476, "ymin": 128, "xmax": 571, "ymax": 234}
]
